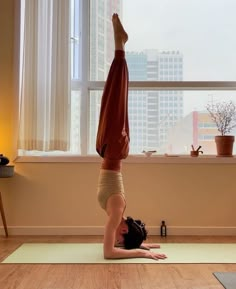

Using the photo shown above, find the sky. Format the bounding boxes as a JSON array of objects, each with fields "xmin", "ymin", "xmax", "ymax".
[{"xmin": 122, "ymin": 0, "xmax": 236, "ymax": 113}]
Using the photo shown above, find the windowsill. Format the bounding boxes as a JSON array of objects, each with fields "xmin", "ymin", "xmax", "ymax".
[{"xmin": 14, "ymin": 155, "xmax": 236, "ymax": 164}]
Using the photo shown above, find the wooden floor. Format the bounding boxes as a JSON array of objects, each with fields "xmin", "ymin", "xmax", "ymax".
[{"xmin": 0, "ymin": 235, "xmax": 236, "ymax": 289}]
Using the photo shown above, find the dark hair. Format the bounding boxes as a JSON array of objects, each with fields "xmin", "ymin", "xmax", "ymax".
[{"xmin": 123, "ymin": 217, "xmax": 147, "ymax": 249}]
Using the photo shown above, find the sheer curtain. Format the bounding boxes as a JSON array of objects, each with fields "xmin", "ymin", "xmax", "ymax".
[{"xmin": 18, "ymin": 0, "xmax": 71, "ymax": 152}]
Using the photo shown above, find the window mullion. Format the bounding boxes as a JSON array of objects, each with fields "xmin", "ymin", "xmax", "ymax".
[
  {"xmin": 80, "ymin": 0, "xmax": 90, "ymax": 155},
  {"xmin": 88, "ymin": 81, "xmax": 236, "ymax": 91}
]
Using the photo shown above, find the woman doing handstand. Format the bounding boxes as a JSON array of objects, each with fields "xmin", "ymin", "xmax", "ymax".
[{"xmin": 96, "ymin": 13, "xmax": 167, "ymax": 260}]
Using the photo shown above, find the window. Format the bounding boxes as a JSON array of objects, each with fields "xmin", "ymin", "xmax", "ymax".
[{"xmin": 18, "ymin": 0, "xmax": 236, "ymax": 158}]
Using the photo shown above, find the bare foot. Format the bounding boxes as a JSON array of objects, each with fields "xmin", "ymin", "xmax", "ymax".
[{"xmin": 112, "ymin": 13, "xmax": 128, "ymax": 51}]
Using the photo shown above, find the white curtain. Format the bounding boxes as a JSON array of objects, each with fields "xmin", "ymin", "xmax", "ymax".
[{"xmin": 18, "ymin": 0, "xmax": 71, "ymax": 151}]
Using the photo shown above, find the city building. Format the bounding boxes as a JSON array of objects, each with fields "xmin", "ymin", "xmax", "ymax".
[
  {"xmin": 126, "ymin": 49, "xmax": 184, "ymax": 153},
  {"xmin": 167, "ymin": 111, "xmax": 220, "ymax": 154}
]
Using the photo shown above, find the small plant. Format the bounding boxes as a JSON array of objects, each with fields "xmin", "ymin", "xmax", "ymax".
[{"xmin": 206, "ymin": 100, "xmax": 236, "ymax": 136}]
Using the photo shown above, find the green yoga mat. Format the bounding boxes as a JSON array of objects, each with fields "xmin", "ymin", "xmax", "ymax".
[
  {"xmin": 213, "ymin": 272, "xmax": 236, "ymax": 289},
  {"xmin": 2, "ymin": 243, "xmax": 236, "ymax": 264}
]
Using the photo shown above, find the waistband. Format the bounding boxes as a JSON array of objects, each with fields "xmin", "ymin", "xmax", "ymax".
[{"xmin": 115, "ymin": 50, "xmax": 125, "ymax": 58}]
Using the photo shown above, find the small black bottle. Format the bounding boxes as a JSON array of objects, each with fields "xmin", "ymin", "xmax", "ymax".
[{"xmin": 160, "ymin": 220, "xmax": 167, "ymax": 237}]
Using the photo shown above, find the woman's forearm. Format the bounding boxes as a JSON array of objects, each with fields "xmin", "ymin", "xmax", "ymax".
[{"xmin": 104, "ymin": 247, "xmax": 149, "ymax": 259}]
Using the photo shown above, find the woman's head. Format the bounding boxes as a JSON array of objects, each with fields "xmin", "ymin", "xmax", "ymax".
[{"xmin": 123, "ymin": 216, "xmax": 147, "ymax": 249}]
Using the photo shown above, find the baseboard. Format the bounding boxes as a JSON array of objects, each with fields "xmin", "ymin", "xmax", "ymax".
[{"xmin": 1, "ymin": 226, "xmax": 236, "ymax": 236}]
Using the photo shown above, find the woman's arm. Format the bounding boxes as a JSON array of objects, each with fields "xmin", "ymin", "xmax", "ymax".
[
  {"xmin": 103, "ymin": 196, "xmax": 166, "ymax": 260},
  {"xmin": 140, "ymin": 243, "xmax": 161, "ymax": 250},
  {"xmin": 104, "ymin": 218, "xmax": 166, "ymax": 260}
]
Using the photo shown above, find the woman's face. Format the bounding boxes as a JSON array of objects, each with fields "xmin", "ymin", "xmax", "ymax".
[{"xmin": 115, "ymin": 218, "xmax": 128, "ymax": 246}]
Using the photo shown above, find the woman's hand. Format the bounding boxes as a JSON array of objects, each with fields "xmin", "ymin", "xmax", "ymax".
[{"xmin": 145, "ymin": 250, "xmax": 167, "ymax": 260}]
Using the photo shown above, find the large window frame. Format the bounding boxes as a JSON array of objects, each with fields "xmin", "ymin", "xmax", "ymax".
[{"xmin": 17, "ymin": 0, "xmax": 236, "ymax": 163}]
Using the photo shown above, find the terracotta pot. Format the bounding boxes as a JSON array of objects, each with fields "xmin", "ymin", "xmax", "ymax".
[{"xmin": 215, "ymin": 135, "xmax": 235, "ymax": 157}]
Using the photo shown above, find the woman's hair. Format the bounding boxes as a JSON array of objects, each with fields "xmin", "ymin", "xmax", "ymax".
[{"xmin": 123, "ymin": 216, "xmax": 147, "ymax": 249}]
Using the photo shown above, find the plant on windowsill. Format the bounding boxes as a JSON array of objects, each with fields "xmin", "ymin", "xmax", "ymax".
[{"xmin": 206, "ymin": 100, "xmax": 236, "ymax": 157}]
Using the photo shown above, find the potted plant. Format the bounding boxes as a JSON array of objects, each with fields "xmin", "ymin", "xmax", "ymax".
[{"xmin": 206, "ymin": 100, "xmax": 236, "ymax": 157}]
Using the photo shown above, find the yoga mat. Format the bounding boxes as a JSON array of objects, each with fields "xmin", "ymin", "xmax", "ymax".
[
  {"xmin": 2, "ymin": 243, "xmax": 236, "ymax": 264},
  {"xmin": 213, "ymin": 272, "xmax": 236, "ymax": 289}
]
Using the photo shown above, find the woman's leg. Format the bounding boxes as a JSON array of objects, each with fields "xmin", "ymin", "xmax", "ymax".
[{"xmin": 96, "ymin": 14, "xmax": 129, "ymax": 167}]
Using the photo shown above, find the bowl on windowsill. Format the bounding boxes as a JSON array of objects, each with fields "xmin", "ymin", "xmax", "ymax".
[{"xmin": 0, "ymin": 165, "xmax": 14, "ymax": 178}]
